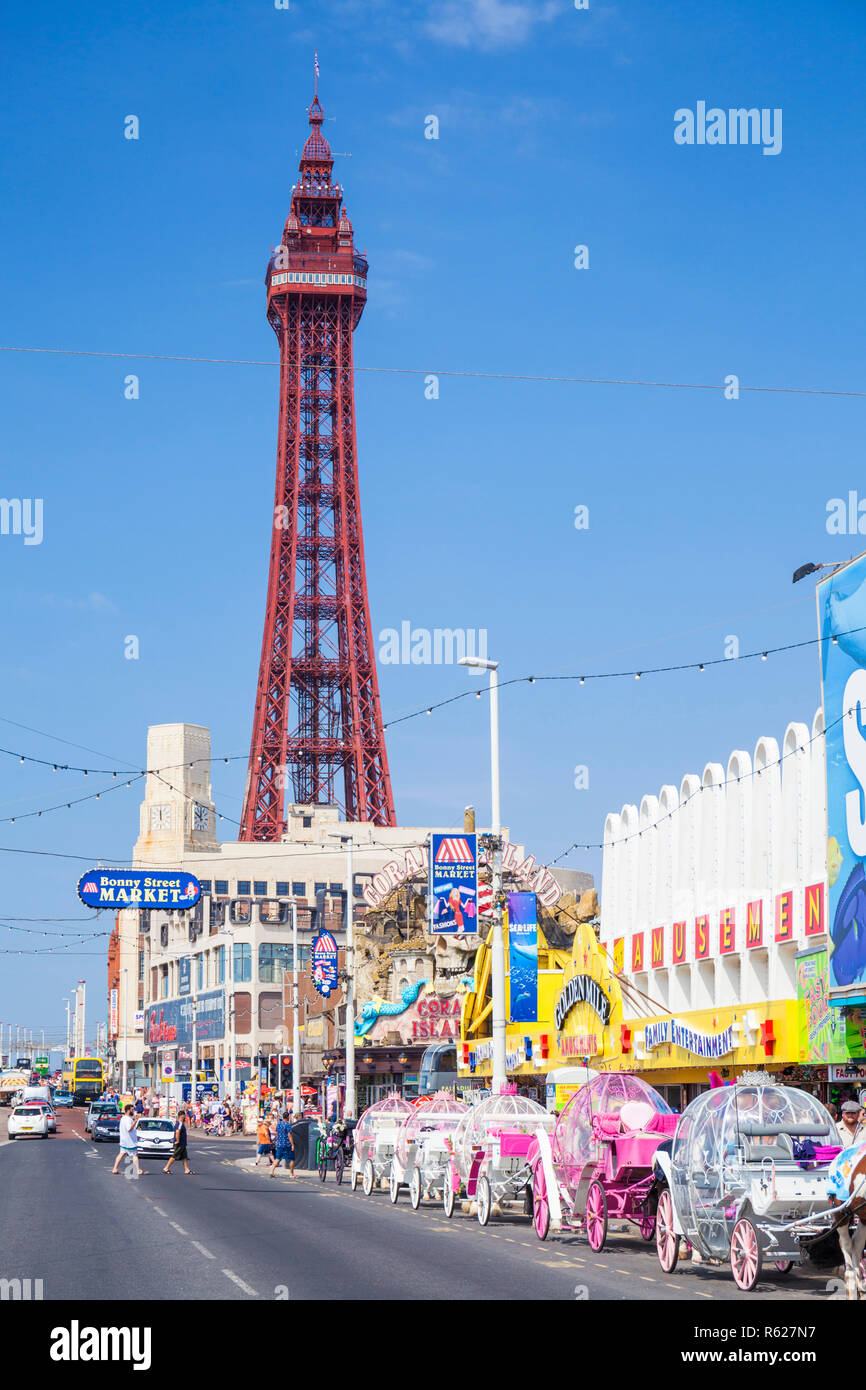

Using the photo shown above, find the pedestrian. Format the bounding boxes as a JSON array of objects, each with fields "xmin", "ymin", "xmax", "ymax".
[
  {"xmin": 836, "ymin": 1100, "xmax": 865, "ymax": 1147},
  {"xmin": 112, "ymin": 1104, "xmax": 145, "ymax": 1178},
  {"xmin": 826, "ymin": 1100, "xmax": 838, "ymax": 1124},
  {"xmin": 134, "ymin": 1093, "xmax": 144, "ymax": 1116},
  {"xmin": 164, "ymin": 1108, "xmax": 194, "ymax": 1175},
  {"xmin": 269, "ymin": 1110, "xmax": 295, "ymax": 1178},
  {"xmin": 256, "ymin": 1114, "xmax": 274, "ymax": 1166}
]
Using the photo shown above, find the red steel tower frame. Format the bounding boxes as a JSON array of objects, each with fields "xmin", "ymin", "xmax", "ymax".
[{"xmin": 240, "ymin": 86, "xmax": 395, "ymax": 839}]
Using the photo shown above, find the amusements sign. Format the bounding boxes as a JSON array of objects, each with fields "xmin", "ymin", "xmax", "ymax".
[
  {"xmin": 311, "ymin": 932, "xmax": 339, "ymax": 998},
  {"xmin": 507, "ymin": 892, "xmax": 538, "ymax": 1024},
  {"xmin": 429, "ymin": 833, "xmax": 478, "ymax": 934},
  {"xmin": 818, "ymin": 553, "xmax": 866, "ymax": 997},
  {"xmin": 78, "ymin": 868, "xmax": 202, "ymax": 909}
]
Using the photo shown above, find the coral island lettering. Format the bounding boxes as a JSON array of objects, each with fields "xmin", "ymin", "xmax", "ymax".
[
  {"xmin": 554, "ymin": 973, "xmax": 611, "ymax": 1032},
  {"xmin": 644, "ymin": 1017, "xmax": 734, "ymax": 1059}
]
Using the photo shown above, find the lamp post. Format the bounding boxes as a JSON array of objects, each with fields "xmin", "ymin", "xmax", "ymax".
[
  {"xmin": 458, "ymin": 654, "xmax": 506, "ymax": 1094},
  {"xmin": 120, "ymin": 968, "xmax": 129, "ymax": 1094},
  {"xmin": 326, "ymin": 832, "xmax": 355, "ymax": 1119},
  {"xmin": 218, "ymin": 925, "xmax": 237, "ymax": 1103},
  {"xmin": 292, "ymin": 900, "xmax": 301, "ymax": 1117}
]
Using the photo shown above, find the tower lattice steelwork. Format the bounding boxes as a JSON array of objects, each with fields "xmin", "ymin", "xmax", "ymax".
[{"xmin": 240, "ymin": 85, "xmax": 395, "ymax": 839}]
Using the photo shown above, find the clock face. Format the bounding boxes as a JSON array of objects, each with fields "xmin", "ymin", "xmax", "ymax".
[
  {"xmin": 193, "ymin": 804, "xmax": 209, "ymax": 831},
  {"xmin": 150, "ymin": 804, "xmax": 171, "ymax": 831}
]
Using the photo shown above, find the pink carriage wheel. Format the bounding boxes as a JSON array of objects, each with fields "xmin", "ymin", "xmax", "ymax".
[
  {"xmin": 773, "ymin": 1261, "xmax": 794, "ymax": 1275},
  {"xmin": 637, "ymin": 1209, "xmax": 656, "ymax": 1242},
  {"xmin": 730, "ymin": 1217, "xmax": 763, "ymax": 1291},
  {"xmin": 655, "ymin": 1189, "xmax": 678, "ymax": 1273},
  {"xmin": 532, "ymin": 1163, "xmax": 550, "ymax": 1242},
  {"xmin": 585, "ymin": 1180, "xmax": 608, "ymax": 1252}
]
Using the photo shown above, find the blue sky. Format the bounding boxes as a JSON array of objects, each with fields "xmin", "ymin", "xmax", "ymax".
[{"xmin": 1, "ymin": 0, "xmax": 865, "ymax": 1046}]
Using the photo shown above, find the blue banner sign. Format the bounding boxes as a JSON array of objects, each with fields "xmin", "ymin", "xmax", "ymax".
[
  {"xmin": 311, "ymin": 932, "xmax": 339, "ymax": 997},
  {"xmin": 507, "ymin": 892, "xmax": 538, "ymax": 1023},
  {"xmin": 78, "ymin": 868, "xmax": 201, "ymax": 909},
  {"xmin": 145, "ymin": 991, "xmax": 224, "ymax": 1048},
  {"xmin": 178, "ymin": 957, "xmax": 191, "ymax": 997},
  {"xmin": 818, "ymin": 555, "xmax": 866, "ymax": 998},
  {"xmin": 429, "ymin": 833, "xmax": 478, "ymax": 934}
]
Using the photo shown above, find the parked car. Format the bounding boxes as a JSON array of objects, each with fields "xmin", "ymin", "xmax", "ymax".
[
  {"xmin": 8, "ymin": 1105, "xmax": 49, "ymax": 1139},
  {"xmin": 85, "ymin": 1100, "xmax": 119, "ymax": 1133},
  {"xmin": 92, "ymin": 1113, "xmax": 121, "ymax": 1143},
  {"xmin": 135, "ymin": 1118, "xmax": 176, "ymax": 1157},
  {"xmin": 21, "ymin": 1101, "xmax": 56, "ymax": 1133}
]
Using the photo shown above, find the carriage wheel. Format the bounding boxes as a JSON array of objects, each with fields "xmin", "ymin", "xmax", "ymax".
[
  {"xmin": 335, "ymin": 1146, "xmax": 344, "ymax": 1186},
  {"xmin": 655, "ymin": 1189, "xmax": 679, "ymax": 1273},
  {"xmin": 477, "ymin": 1174, "xmax": 492, "ymax": 1227},
  {"xmin": 532, "ymin": 1163, "xmax": 550, "ymax": 1242},
  {"xmin": 362, "ymin": 1159, "xmax": 374, "ymax": 1197},
  {"xmin": 350, "ymin": 1157, "xmax": 360, "ymax": 1192},
  {"xmin": 731, "ymin": 1217, "xmax": 763, "ymax": 1291},
  {"xmin": 409, "ymin": 1168, "xmax": 422, "ymax": 1210},
  {"xmin": 318, "ymin": 1150, "xmax": 328, "ymax": 1183},
  {"xmin": 443, "ymin": 1181, "xmax": 455, "ymax": 1219},
  {"xmin": 389, "ymin": 1164, "xmax": 400, "ymax": 1204},
  {"xmin": 773, "ymin": 1260, "xmax": 794, "ymax": 1275},
  {"xmin": 585, "ymin": 1181, "xmax": 608, "ymax": 1252},
  {"xmin": 638, "ymin": 1211, "xmax": 656, "ymax": 1242}
]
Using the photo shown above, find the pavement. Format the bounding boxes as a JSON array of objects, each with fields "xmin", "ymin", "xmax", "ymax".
[{"xmin": 0, "ymin": 1105, "xmax": 844, "ymax": 1302}]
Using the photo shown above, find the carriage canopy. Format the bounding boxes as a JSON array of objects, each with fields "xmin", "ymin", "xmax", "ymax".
[
  {"xmin": 353, "ymin": 1092, "xmax": 414, "ymax": 1163},
  {"xmin": 394, "ymin": 1091, "xmax": 467, "ymax": 1167},
  {"xmin": 553, "ymin": 1072, "xmax": 673, "ymax": 1170},
  {"xmin": 452, "ymin": 1091, "xmax": 553, "ymax": 1179}
]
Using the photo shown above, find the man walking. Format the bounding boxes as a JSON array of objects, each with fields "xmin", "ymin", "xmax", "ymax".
[
  {"xmin": 112, "ymin": 1104, "xmax": 144, "ymax": 1178},
  {"xmin": 269, "ymin": 1110, "xmax": 295, "ymax": 1178},
  {"xmin": 164, "ymin": 1108, "xmax": 194, "ymax": 1175}
]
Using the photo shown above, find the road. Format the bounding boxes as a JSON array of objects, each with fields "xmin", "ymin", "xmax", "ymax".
[{"xmin": 0, "ymin": 1106, "xmax": 841, "ymax": 1302}]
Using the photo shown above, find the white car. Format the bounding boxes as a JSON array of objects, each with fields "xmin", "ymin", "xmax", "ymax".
[
  {"xmin": 8, "ymin": 1105, "xmax": 49, "ymax": 1139},
  {"xmin": 20, "ymin": 1101, "xmax": 56, "ymax": 1132},
  {"xmin": 135, "ymin": 1118, "xmax": 177, "ymax": 1157}
]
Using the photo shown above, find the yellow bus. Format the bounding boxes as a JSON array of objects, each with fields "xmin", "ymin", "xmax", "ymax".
[{"xmin": 71, "ymin": 1056, "xmax": 105, "ymax": 1106}]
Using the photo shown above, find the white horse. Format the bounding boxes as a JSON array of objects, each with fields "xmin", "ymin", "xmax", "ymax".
[{"xmin": 826, "ymin": 1140, "xmax": 866, "ymax": 1299}]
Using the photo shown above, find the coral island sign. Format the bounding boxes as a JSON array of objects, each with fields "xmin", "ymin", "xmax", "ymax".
[{"xmin": 362, "ymin": 840, "xmax": 562, "ymax": 911}]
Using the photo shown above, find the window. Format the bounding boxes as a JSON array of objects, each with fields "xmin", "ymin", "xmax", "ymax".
[
  {"xmin": 215, "ymin": 880, "xmax": 228, "ymax": 896},
  {"xmin": 196, "ymin": 955, "xmax": 204, "ymax": 991},
  {"xmin": 217, "ymin": 945, "xmax": 225, "ymax": 984},
  {"xmin": 237, "ymin": 880, "xmax": 251, "ymax": 896},
  {"xmin": 199, "ymin": 880, "xmax": 212, "ymax": 894},
  {"xmin": 259, "ymin": 942, "xmax": 295, "ymax": 983},
  {"xmin": 292, "ymin": 881, "xmax": 305, "ymax": 897},
  {"xmin": 160, "ymin": 965, "xmax": 168, "ymax": 999},
  {"xmin": 138, "ymin": 951, "xmax": 145, "ymax": 981},
  {"xmin": 315, "ymin": 882, "xmax": 326, "ymax": 894},
  {"xmin": 230, "ymin": 899, "xmax": 252, "ymax": 924},
  {"xmin": 233, "ymin": 942, "xmax": 252, "ymax": 983},
  {"xmin": 303, "ymin": 816, "xmax": 312, "ymax": 828},
  {"xmin": 329, "ymin": 882, "xmax": 343, "ymax": 895},
  {"xmin": 254, "ymin": 881, "xmax": 267, "ymax": 897},
  {"xmin": 276, "ymin": 881, "xmax": 289, "ymax": 896}
]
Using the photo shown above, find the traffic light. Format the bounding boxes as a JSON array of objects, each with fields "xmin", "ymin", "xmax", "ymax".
[
  {"xmin": 267, "ymin": 1055, "xmax": 278, "ymax": 1088},
  {"xmin": 279, "ymin": 1055, "xmax": 292, "ymax": 1089}
]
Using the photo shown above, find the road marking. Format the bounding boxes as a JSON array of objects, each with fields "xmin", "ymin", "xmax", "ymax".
[
  {"xmin": 222, "ymin": 1269, "xmax": 259, "ymax": 1296},
  {"xmin": 169, "ymin": 1222, "xmax": 189, "ymax": 1235},
  {"xmin": 695, "ymin": 1291, "xmax": 713, "ymax": 1299},
  {"xmin": 640, "ymin": 1276, "xmax": 655, "ymax": 1282},
  {"xmin": 152, "ymin": 1205, "xmax": 168, "ymax": 1217},
  {"xmin": 192, "ymin": 1241, "xmax": 215, "ymax": 1259}
]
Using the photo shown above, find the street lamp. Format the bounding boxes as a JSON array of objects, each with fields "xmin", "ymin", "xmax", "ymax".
[
  {"xmin": 326, "ymin": 832, "xmax": 356, "ymax": 1119},
  {"xmin": 218, "ymin": 923, "xmax": 237, "ymax": 1104},
  {"xmin": 458, "ymin": 654, "xmax": 506, "ymax": 1094}
]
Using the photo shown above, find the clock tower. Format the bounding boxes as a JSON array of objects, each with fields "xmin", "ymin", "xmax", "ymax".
[{"xmin": 133, "ymin": 722, "xmax": 218, "ymax": 866}]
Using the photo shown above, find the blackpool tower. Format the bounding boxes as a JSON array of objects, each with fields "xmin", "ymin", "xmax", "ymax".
[{"xmin": 240, "ymin": 81, "xmax": 396, "ymax": 839}]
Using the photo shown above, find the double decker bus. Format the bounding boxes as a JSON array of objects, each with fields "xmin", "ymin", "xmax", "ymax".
[{"xmin": 71, "ymin": 1056, "xmax": 105, "ymax": 1105}]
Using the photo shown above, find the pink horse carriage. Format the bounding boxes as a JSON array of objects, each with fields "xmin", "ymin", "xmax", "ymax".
[{"xmin": 529, "ymin": 1073, "xmax": 677, "ymax": 1248}]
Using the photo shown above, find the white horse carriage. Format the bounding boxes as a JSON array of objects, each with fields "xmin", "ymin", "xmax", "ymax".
[
  {"xmin": 443, "ymin": 1088, "xmax": 555, "ymax": 1226},
  {"xmin": 388, "ymin": 1092, "xmax": 468, "ymax": 1208},
  {"xmin": 653, "ymin": 1081, "xmax": 848, "ymax": 1291},
  {"xmin": 350, "ymin": 1092, "xmax": 413, "ymax": 1196}
]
